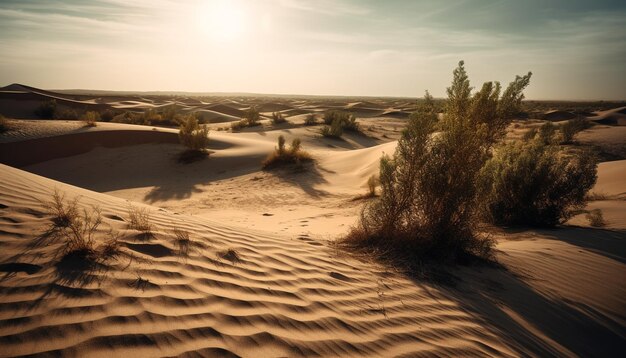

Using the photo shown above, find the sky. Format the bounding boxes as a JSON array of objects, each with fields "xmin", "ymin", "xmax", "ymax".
[{"xmin": 0, "ymin": 0, "xmax": 624, "ymax": 100}]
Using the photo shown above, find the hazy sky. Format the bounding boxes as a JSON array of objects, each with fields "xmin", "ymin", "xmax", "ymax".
[{"xmin": 0, "ymin": 0, "xmax": 624, "ymax": 99}]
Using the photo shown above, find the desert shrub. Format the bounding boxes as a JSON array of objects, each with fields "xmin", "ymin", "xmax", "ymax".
[
  {"xmin": 56, "ymin": 108, "xmax": 79, "ymax": 120},
  {"xmin": 537, "ymin": 122, "xmax": 557, "ymax": 144},
  {"xmin": 0, "ymin": 114, "xmax": 8, "ymax": 133},
  {"xmin": 324, "ymin": 110, "xmax": 349, "ymax": 125},
  {"xmin": 142, "ymin": 108, "xmax": 162, "ymax": 125},
  {"xmin": 342, "ymin": 115, "xmax": 360, "ymax": 132},
  {"xmin": 343, "ymin": 61, "xmax": 532, "ymax": 264},
  {"xmin": 99, "ymin": 109, "xmax": 116, "ymax": 122},
  {"xmin": 271, "ymin": 111, "xmax": 287, "ymax": 124},
  {"xmin": 161, "ymin": 104, "xmax": 179, "ymax": 124},
  {"xmin": 304, "ymin": 113, "xmax": 317, "ymax": 125},
  {"xmin": 367, "ymin": 175, "xmax": 379, "ymax": 197},
  {"xmin": 522, "ymin": 127, "xmax": 538, "ymax": 141},
  {"xmin": 81, "ymin": 111, "xmax": 100, "ymax": 127},
  {"xmin": 321, "ymin": 118, "xmax": 344, "ymax": 138},
  {"xmin": 35, "ymin": 99, "xmax": 57, "ymax": 119},
  {"xmin": 560, "ymin": 117, "xmax": 590, "ymax": 144},
  {"xmin": 178, "ymin": 115, "xmax": 209, "ymax": 151},
  {"xmin": 263, "ymin": 135, "xmax": 312, "ymax": 169},
  {"xmin": 243, "ymin": 106, "xmax": 261, "ymax": 126},
  {"xmin": 479, "ymin": 138, "xmax": 597, "ymax": 226},
  {"xmin": 43, "ymin": 190, "xmax": 120, "ymax": 268},
  {"xmin": 172, "ymin": 227, "xmax": 191, "ymax": 257},
  {"xmin": 128, "ymin": 204, "xmax": 153, "ymax": 235},
  {"xmin": 586, "ymin": 209, "xmax": 605, "ymax": 227}
]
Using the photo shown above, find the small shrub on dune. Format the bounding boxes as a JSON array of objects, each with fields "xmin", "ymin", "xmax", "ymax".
[
  {"xmin": 560, "ymin": 117, "xmax": 591, "ymax": 144},
  {"xmin": 343, "ymin": 61, "xmax": 533, "ymax": 266},
  {"xmin": 263, "ymin": 135, "xmax": 312, "ymax": 169},
  {"xmin": 321, "ymin": 118, "xmax": 344, "ymax": 138},
  {"xmin": 35, "ymin": 99, "xmax": 57, "ymax": 119},
  {"xmin": 128, "ymin": 204, "xmax": 153, "ymax": 236},
  {"xmin": 479, "ymin": 137, "xmax": 597, "ymax": 226},
  {"xmin": 243, "ymin": 106, "xmax": 261, "ymax": 126},
  {"xmin": 43, "ymin": 190, "xmax": 120, "ymax": 270},
  {"xmin": 271, "ymin": 111, "xmax": 288, "ymax": 124},
  {"xmin": 367, "ymin": 175, "xmax": 379, "ymax": 197},
  {"xmin": 81, "ymin": 111, "xmax": 100, "ymax": 127},
  {"xmin": 99, "ymin": 109, "xmax": 116, "ymax": 122},
  {"xmin": 586, "ymin": 209, "xmax": 605, "ymax": 227},
  {"xmin": 178, "ymin": 115, "xmax": 210, "ymax": 162},
  {"xmin": 304, "ymin": 113, "xmax": 317, "ymax": 126},
  {"xmin": 323, "ymin": 110, "xmax": 349, "ymax": 125},
  {"xmin": 56, "ymin": 108, "xmax": 79, "ymax": 120}
]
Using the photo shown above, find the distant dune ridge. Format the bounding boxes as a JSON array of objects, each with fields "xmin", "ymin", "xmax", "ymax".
[{"xmin": 0, "ymin": 86, "xmax": 625, "ymax": 356}]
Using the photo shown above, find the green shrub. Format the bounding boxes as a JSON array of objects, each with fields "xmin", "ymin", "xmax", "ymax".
[
  {"xmin": 321, "ymin": 118, "xmax": 344, "ymax": 138},
  {"xmin": 322, "ymin": 110, "xmax": 359, "ymax": 132},
  {"xmin": 56, "ymin": 108, "xmax": 79, "ymax": 120},
  {"xmin": 271, "ymin": 111, "xmax": 287, "ymax": 124},
  {"xmin": 35, "ymin": 100, "xmax": 57, "ymax": 119},
  {"xmin": 179, "ymin": 115, "xmax": 209, "ymax": 151},
  {"xmin": 81, "ymin": 111, "xmax": 100, "ymax": 127},
  {"xmin": 304, "ymin": 113, "xmax": 317, "ymax": 126},
  {"xmin": 99, "ymin": 109, "xmax": 116, "ymax": 122},
  {"xmin": 343, "ymin": 61, "xmax": 532, "ymax": 264},
  {"xmin": 560, "ymin": 117, "xmax": 590, "ymax": 144},
  {"xmin": 243, "ymin": 106, "xmax": 261, "ymax": 126},
  {"xmin": 263, "ymin": 135, "xmax": 312, "ymax": 169},
  {"xmin": 479, "ymin": 138, "xmax": 597, "ymax": 226}
]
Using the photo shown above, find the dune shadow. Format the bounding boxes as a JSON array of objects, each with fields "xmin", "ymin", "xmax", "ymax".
[{"xmin": 266, "ymin": 162, "xmax": 331, "ymax": 198}]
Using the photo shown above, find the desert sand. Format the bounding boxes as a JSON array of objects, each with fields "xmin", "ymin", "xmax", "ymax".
[{"xmin": 0, "ymin": 86, "xmax": 625, "ymax": 357}]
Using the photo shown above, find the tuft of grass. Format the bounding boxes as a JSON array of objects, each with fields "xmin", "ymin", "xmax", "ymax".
[
  {"xmin": 128, "ymin": 204, "xmax": 153, "ymax": 236},
  {"xmin": 172, "ymin": 227, "xmax": 191, "ymax": 257},
  {"xmin": 43, "ymin": 189, "xmax": 80, "ymax": 228},
  {"xmin": 262, "ymin": 135, "xmax": 312, "ymax": 169},
  {"xmin": 586, "ymin": 209, "xmax": 605, "ymax": 227},
  {"xmin": 218, "ymin": 248, "xmax": 241, "ymax": 264}
]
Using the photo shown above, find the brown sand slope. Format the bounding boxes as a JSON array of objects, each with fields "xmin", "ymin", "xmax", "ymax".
[{"xmin": 1, "ymin": 163, "xmax": 625, "ymax": 356}]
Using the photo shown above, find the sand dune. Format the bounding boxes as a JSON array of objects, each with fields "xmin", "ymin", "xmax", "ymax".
[
  {"xmin": 590, "ymin": 106, "xmax": 626, "ymax": 126},
  {"xmin": 1, "ymin": 157, "xmax": 625, "ymax": 356}
]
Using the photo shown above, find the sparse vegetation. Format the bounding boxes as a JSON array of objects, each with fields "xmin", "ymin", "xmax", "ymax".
[
  {"xmin": 321, "ymin": 118, "xmax": 344, "ymax": 138},
  {"xmin": 43, "ymin": 190, "xmax": 120, "ymax": 269},
  {"xmin": 81, "ymin": 111, "xmax": 100, "ymax": 127},
  {"xmin": 586, "ymin": 209, "xmax": 605, "ymax": 227},
  {"xmin": 128, "ymin": 204, "xmax": 153, "ymax": 236},
  {"xmin": 304, "ymin": 113, "xmax": 317, "ymax": 125},
  {"xmin": 231, "ymin": 106, "xmax": 262, "ymax": 131},
  {"xmin": 56, "ymin": 108, "xmax": 79, "ymax": 120},
  {"xmin": 343, "ymin": 61, "xmax": 532, "ymax": 266},
  {"xmin": 179, "ymin": 115, "xmax": 209, "ymax": 151},
  {"xmin": 560, "ymin": 117, "xmax": 591, "ymax": 144},
  {"xmin": 271, "ymin": 111, "xmax": 288, "ymax": 124},
  {"xmin": 263, "ymin": 135, "xmax": 312, "ymax": 169},
  {"xmin": 367, "ymin": 175, "xmax": 379, "ymax": 197},
  {"xmin": 35, "ymin": 99, "xmax": 57, "ymax": 119},
  {"xmin": 479, "ymin": 136, "xmax": 597, "ymax": 226},
  {"xmin": 172, "ymin": 227, "xmax": 191, "ymax": 256}
]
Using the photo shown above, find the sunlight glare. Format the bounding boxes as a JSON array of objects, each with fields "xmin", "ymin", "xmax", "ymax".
[{"xmin": 196, "ymin": 0, "xmax": 247, "ymax": 43}]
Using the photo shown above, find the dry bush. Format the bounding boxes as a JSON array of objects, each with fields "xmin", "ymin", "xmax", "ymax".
[
  {"xmin": 128, "ymin": 204, "xmax": 153, "ymax": 235},
  {"xmin": 178, "ymin": 115, "xmax": 209, "ymax": 152},
  {"xmin": 172, "ymin": 227, "xmax": 191, "ymax": 256},
  {"xmin": 271, "ymin": 111, "xmax": 288, "ymax": 124},
  {"xmin": 343, "ymin": 61, "xmax": 532, "ymax": 265},
  {"xmin": 263, "ymin": 135, "xmax": 312, "ymax": 169},
  {"xmin": 81, "ymin": 111, "xmax": 100, "ymax": 127},
  {"xmin": 479, "ymin": 138, "xmax": 597, "ymax": 226},
  {"xmin": 586, "ymin": 209, "xmax": 605, "ymax": 227},
  {"xmin": 43, "ymin": 190, "xmax": 120, "ymax": 268}
]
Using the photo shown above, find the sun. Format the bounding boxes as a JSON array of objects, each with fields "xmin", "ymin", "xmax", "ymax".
[{"xmin": 196, "ymin": 0, "xmax": 247, "ymax": 43}]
